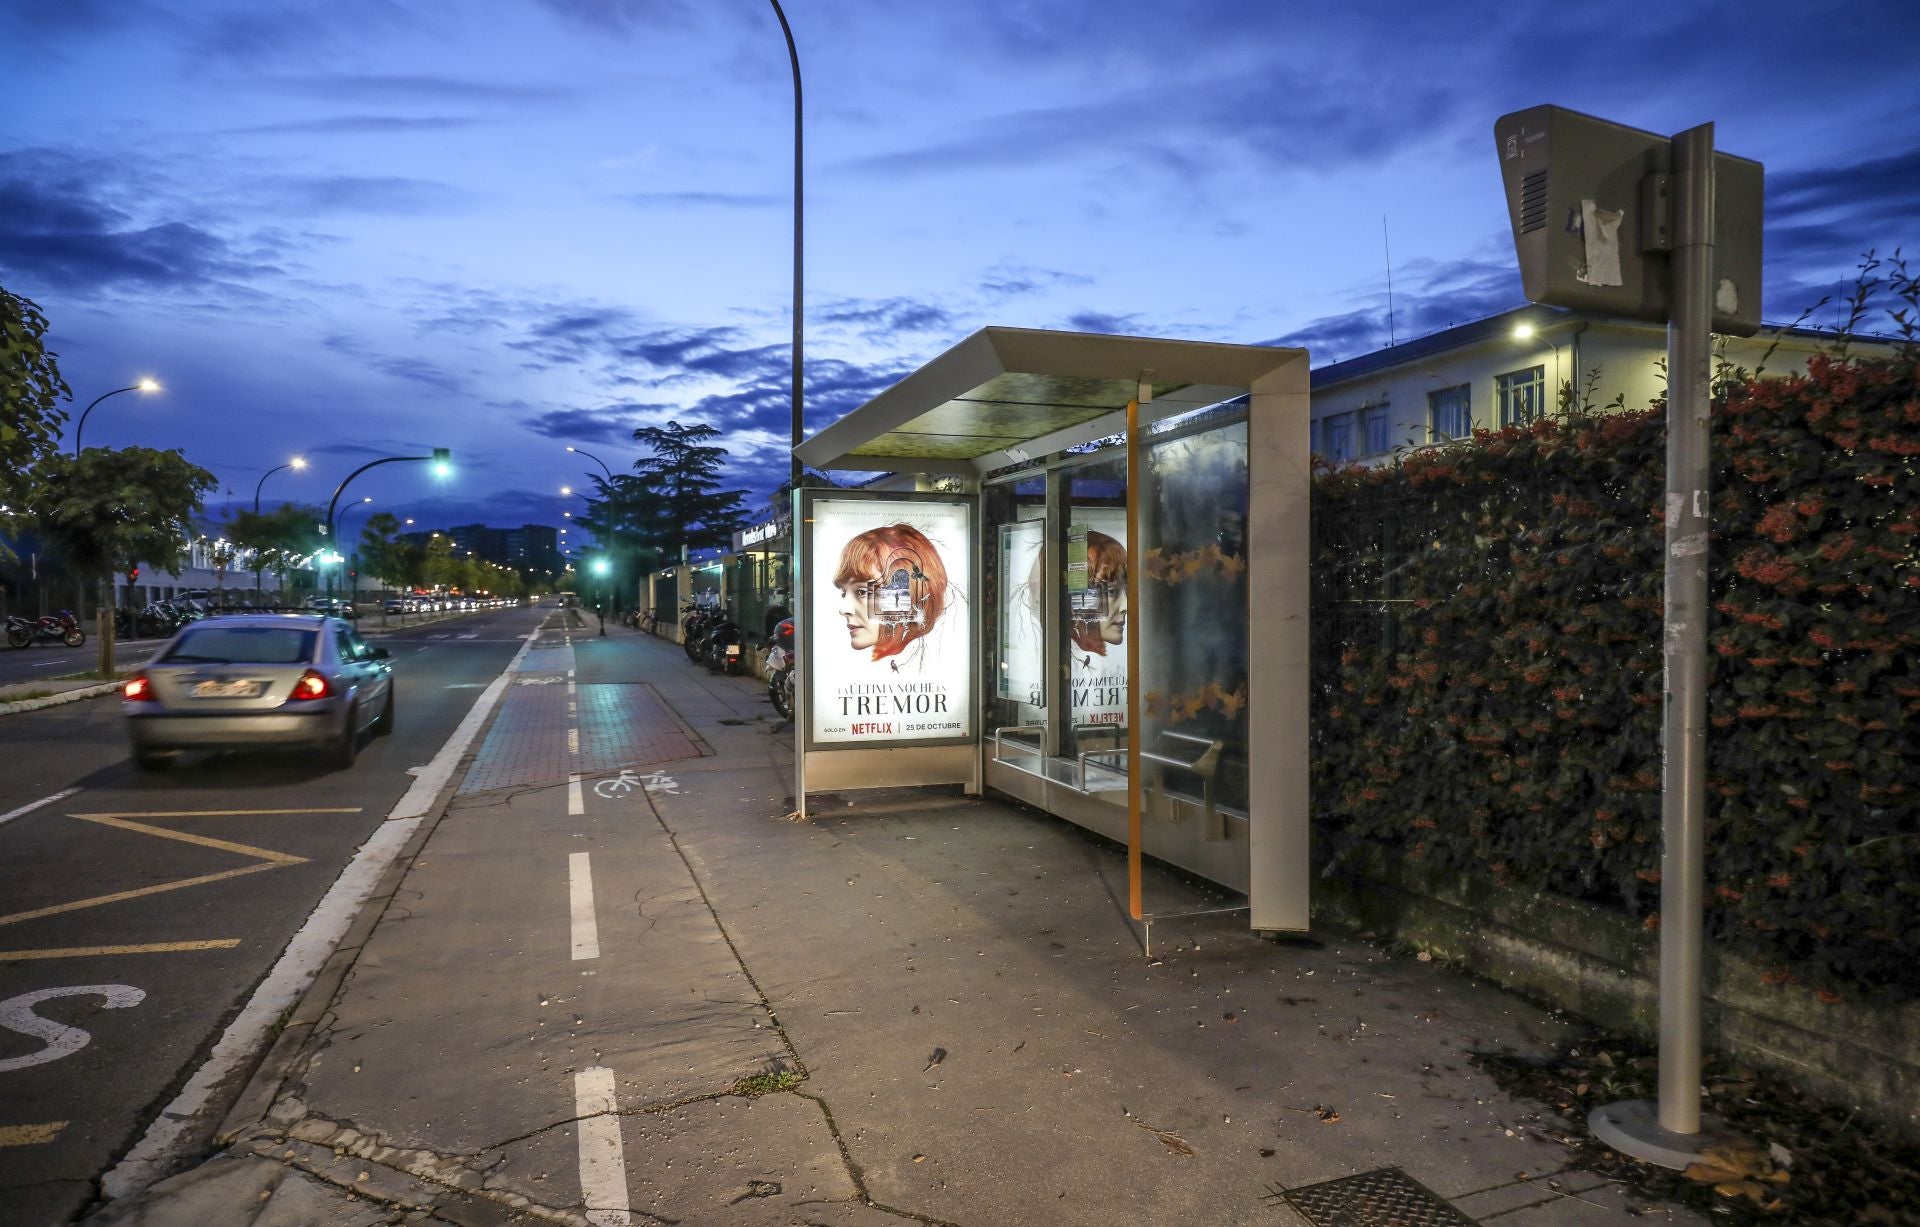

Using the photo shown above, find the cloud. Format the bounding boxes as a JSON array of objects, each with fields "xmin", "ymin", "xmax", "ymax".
[
  {"xmin": 978, "ymin": 263, "xmax": 1094, "ymax": 299},
  {"xmin": 259, "ymin": 175, "xmax": 472, "ymax": 216},
  {"xmin": 622, "ymin": 190, "xmax": 781, "ymax": 209},
  {"xmin": 224, "ymin": 115, "xmax": 484, "ymax": 136},
  {"xmin": 0, "ymin": 149, "xmax": 272, "ymax": 291},
  {"xmin": 525, "ymin": 404, "xmax": 673, "ymax": 446},
  {"xmin": 533, "ymin": 0, "xmax": 692, "ymax": 34},
  {"xmin": 816, "ymin": 296, "xmax": 955, "ymax": 339},
  {"xmin": 250, "ymin": 73, "xmax": 565, "ymax": 105},
  {"xmin": 1064, "ymin": 311, "xmax": 1142, "ymax": 335}
]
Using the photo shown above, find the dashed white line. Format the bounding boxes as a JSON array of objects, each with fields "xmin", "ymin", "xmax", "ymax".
[
  {"xmin": 568, "ymin": 773, "xmax": 584, "ymax": 816},
  {"xmin": 567, "ymin": 727, "xmax": 580, "ymax": 755},
  {"xmin": 568, "ymin": 852, "xmax": 600, "ymax": 961},
  {"xmin": 0, "ymin": 789, "xmax": 80, "ymax": 830},
  {"xmin": 573, "ymin": 1067, "xmax": 631, "ymax": 1226}
]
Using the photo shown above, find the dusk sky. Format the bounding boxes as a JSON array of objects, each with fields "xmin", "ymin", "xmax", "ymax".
[{"xmin": 4, "ymin": 0, "xmax": 1917, "ymax": 538}]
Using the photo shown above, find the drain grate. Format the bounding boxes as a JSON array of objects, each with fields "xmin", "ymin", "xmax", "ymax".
[{"xmin": 1277, "ymin": 1168, "xmax": 1475, "ymax": 1227}]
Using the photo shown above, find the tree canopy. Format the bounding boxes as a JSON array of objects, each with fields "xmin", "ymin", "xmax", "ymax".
[
  {"xmin": 1, "ymin": 284, "xmax": 73, "ymax": 540},
  {"xmin": 33, "ymin": 447, "xmax": 216, "ymax": 580}
]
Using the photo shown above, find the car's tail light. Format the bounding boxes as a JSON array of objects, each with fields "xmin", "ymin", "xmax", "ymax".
[
  {"xmin": 289, "ymin": 670, "xmax": 332, "ymax": 701},
  {"xmin": 124, "ymin": 674, "xmax": 157, "ymax": 702}
]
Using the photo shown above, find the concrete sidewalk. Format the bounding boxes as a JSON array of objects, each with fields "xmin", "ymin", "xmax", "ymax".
[{"xmin": 88, "ymin": 623, "xmax": 1700, "ymax": 1226}]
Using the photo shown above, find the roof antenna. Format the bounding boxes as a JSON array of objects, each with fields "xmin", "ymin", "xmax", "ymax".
[{"xmin": 1383, "ymin": 215, "xmax": 1397, "ymax": 347}]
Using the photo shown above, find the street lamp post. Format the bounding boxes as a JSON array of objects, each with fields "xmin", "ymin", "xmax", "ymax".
[
  {"xmin": 254, "ymin": 456, "xmax": 308, "ymax": 513},
  {"xmin": 324, "ymin": 449, "xmax": 450, "ymax": 609},
  {"xmin": 567, "ymin": 446, "xmax": 624, "ymax": 613},
  {"xmin": 72, "ymin": 378, "xmax": 161, "ymax": 454},
  {"xmin": 338, "ymin": 497, "xmax": 374, "ymax": 614},
  {"xmin": 767, "ymin": 1, "xmax": 803, "ymax": 497}
]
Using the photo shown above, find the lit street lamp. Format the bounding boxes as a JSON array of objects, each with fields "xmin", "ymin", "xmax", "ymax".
[
  {"xmin": 73, "ymin": 378, "xmax": 161, "ymax": 453},
  {"xmin": 323, "ymin": 448, "xmax": 450, "ymax": 607},
  {"xmin": 254, "ymin": 455, "xmax": 307, "ymax": 513}
]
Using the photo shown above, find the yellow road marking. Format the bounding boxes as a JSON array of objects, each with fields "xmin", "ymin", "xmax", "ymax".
[
  {"xmin": 0, "ymin": 809, "xmax": 320, "ymax": 928},
  {"xmin": 0, "ymin": 939, "xmax": 242, "ymax": 961},
  {"xmin": 0, "ymin": 1122, "xmax": 67, "ymax": 1146},
  {"xmin": 70, "ymin": 814, "xmax": 306, "ymax": 864}
]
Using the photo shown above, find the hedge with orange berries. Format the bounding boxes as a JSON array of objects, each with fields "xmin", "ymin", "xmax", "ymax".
[{"xmin": 1310, "ymin": 330, "xmax": 1917, "ymax": 1001}]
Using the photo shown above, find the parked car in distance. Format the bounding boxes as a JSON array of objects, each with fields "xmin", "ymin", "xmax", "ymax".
[
  {"xmin": 383, "ymin": 598, "xmax": 407, "ymax": 615},
  {"xmin": 306, "ymin": 597, "xmax": 359, "ymax": 620},
  {"xmin": 123, "ymin": 614, "xmax": 394, "ymax": 772}
]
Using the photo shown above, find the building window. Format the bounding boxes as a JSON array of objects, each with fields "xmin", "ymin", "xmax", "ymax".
[
  {"xmin": 1322, "ymin": 412, "xmax": 1354, "ymax": 462},
  {"xmin": 1428, "ymin": 384, "xmax": 1471, "ymax": 440},
  {"xmin": 1361, "ymin": 406, "xmax": 1391, "ymax": 455},
  {"xmin": 1497, "ymin": 366, "xmax": 1546, "ymax": 427}
]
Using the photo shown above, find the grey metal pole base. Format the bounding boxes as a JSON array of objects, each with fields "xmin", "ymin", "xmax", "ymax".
[{"xmin": 1589, "ymin": 1100, "xmax": 1725, "ymax": 1170}]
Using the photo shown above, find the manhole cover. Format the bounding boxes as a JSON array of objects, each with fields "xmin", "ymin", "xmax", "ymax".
[{"xmin": 1277, "ymin": 1168, "xmax": 1474, "ymax": 1227}]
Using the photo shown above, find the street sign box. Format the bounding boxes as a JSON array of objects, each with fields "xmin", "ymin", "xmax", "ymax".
[{"xmin": 1496, "ymin": 105, "xmax": 1763, "ymax": 336}]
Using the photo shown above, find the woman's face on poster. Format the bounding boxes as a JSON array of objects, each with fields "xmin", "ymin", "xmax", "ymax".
[
  {"xmin": 1097, "ymin": 579, "xmax": 1128, "ymax": 645},
  {"xmin": 837, "ymin": 579, "xmax": 879, "ymax": 650}
]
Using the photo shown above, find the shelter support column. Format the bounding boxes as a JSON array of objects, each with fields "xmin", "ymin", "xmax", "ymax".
[{"xmin": 1247, "ymin": 359, "xmax": 1312, "ymax": 931}]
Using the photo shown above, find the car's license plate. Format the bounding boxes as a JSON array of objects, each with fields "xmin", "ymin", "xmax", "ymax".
[{"xmin": 193, "ymin": 679, "xmax": 262, "ymax": 698}]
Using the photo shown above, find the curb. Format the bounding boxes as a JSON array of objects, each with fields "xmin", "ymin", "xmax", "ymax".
[{"xmin": 0, "ymin": 680, "xmax": 120, "ymax": 717}]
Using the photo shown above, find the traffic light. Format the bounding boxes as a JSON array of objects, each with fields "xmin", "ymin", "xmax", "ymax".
[{"xmin": 128, "ymin": 566, "xmax": 140, "ymax": 582}]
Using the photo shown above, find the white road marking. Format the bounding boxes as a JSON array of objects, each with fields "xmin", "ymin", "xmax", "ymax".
[
  {"xmin": 568, "ymin": 773, "xmax": 584, "ymax": 816},
  {"xmin": 567, "ymin": 727, "xmax": 580, "ymax": 755},
  {"xmin": 569, "ymin": 852, "xmax": 600, "ymax": 961},
  {"xmin": 641, "ymin": 771, "xmax": 680, "ymax": 796},
  {"xmin": 573, "ymin": 1066, "xmax": 631, "ymax": 1226},
  {"xmin": 0, "ymin": 985, "xmax": 145, "ymax": 1072},
  {"xmin": 446, "ymin": 683, "xmax": 486, "ymax": 689},
  {"xmin": 100, "ymin": 623, "xmax": 542, "ymax": 1202},
  {"xmin": 0, "ymin": 788, "xmax": 80, "ymax": 830}
]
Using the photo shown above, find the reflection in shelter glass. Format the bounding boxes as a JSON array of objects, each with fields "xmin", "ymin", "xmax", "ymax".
[{"xmin": 1141, "ymin": 415, "xmax": 1250, "ymax": 813}]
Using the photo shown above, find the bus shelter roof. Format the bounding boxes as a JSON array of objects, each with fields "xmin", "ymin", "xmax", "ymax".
[{"xmin": 794, "ymin": 327, "xmax": 1304, "ymax": 475}]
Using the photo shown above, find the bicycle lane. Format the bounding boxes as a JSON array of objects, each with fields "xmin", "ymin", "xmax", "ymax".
[{"xmin": 105, "ymin": 613, "xmax": 896, "ymax": 1224}]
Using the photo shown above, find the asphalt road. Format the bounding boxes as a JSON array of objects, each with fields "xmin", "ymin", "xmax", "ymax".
[
  {"xmin": 0, "ymin": 640, "xmax": 165, "ymax": 691},
  {"xmin": 0, "ymin": 604, "xmax": 543, "ymax": 1226}
]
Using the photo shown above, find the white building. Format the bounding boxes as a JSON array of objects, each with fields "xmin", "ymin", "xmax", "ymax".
[{"xmin": 1308, "ymin": 305, "xmax": 1874, "ymax": 465}]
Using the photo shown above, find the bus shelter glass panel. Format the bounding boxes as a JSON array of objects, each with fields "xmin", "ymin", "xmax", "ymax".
[
  {"xmin": 1140, "ymin": 413, "xmax": 1250, "ymax": 816},
  {"xmin": 984, "ymin": 475, "xmax": 1047, "ymax": 753},
  {"xmin": 1062, "ymin": 457, "xmax": 1129, "ymax": 776}
]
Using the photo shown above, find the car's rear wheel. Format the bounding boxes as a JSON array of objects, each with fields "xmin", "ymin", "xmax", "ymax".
[
  {"xmin": 334, "ymin": 702, "xmax": 360, "ymax": 769},
  {"xmin": 374, "ymin": 687, "xmax": 394, "ymax": 736}
]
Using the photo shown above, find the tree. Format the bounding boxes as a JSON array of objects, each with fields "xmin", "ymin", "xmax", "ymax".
[
  {"xmin": 229, "ymin": 503, "xmax": 323, "ymax": 598},
  {"xmin": 32, "ymin": 446, "xmax": 215, "ymax": 671},
  {"xmin": 630, "ymin": 420, "xmax": 750, "ymax": 552},
  {"xmin": 358, "ymin": 512, "xmax": 406, "ymax": 592},
  {"xmin": 1, "ymin": 285, "xmax": 73, "ymax": 553},
  {"xmin": 423, "ymin": 534, "xmax": 459, "ymax": 592}
]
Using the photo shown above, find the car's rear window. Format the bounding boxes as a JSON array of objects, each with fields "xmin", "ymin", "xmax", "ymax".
[{"xmin": 163, "ymin": 626, "xmax": 317, "ymax": 665}]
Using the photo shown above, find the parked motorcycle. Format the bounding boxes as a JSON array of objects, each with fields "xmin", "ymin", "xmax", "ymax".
[
  {"xmin": 701, "ymin": 608, "xmax": 746, "ymax": 676},
  {"xmin": 764, "ymin": 616, "xmax": 795, "ymax": 720},
  {"xmin": 681, "ymin": 602, "xmax": 718, "ymax": 662},
  {"xmin": 5, "ymin": 610, "xmax": 86, "ymax": 649}
]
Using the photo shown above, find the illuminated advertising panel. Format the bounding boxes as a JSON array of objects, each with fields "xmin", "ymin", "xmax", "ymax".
[
  {"xmin": 809, "ymin": 497, "xmax": 972, "ymax": 746},
  {"xmin": 1067, "ymin": 510, "xmax": 1128, "ymax": 729},
  {"xmin": 997, "ymin": 517, "xmax": 1045, "ymax": 707}
]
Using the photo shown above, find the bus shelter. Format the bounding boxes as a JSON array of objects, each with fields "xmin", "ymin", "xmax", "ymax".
[{"xmin": 793, "ymin": 327, "xmax": 1312, "ymax": 935}]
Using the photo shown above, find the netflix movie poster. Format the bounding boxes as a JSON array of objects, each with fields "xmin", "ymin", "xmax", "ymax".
[
  {"xmin": 1067, "ymin": 510, "xmax": 1128, "ymax": 729},
  {"xmin": 809, "ymin": 498, "xmax": 972, "ymax": 746}
]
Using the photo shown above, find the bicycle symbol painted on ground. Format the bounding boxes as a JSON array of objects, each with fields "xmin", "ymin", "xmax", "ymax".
[{"xmin": 592, "ymin": 769, "xmax": 681, "ymax": 799}]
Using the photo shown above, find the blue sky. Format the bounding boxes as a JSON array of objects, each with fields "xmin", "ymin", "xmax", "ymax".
[{"xmin": 4, "ymin": 0, "xmax": 1916, "ymax": 536}]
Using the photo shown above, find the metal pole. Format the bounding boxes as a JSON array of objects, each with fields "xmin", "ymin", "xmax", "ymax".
[
  {"xmin": 769, "ymin": 0, "xmax": 803, "ymax": 496},
  {"xmin": 73, "ymin": 385, "xmax": 140, "ymax": 455},
  {"xmin": 1125, "ymin": 395, "xmax": 1144, "ymax": 923},
  {"xmin": 1658, "ymin": 120, "xmax": 1716, "ymax": 1137}
]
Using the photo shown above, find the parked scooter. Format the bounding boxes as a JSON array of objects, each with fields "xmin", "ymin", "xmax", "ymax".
[
  {"xmin": 5, "ymin": 610, "xmax": 86, "ymax": 649},
  {"xmin": 681, "ymin": 602, "xmax": 718, "ymax": 662},
  {"xmin": 764, "ymin": 616, "xmax": 795, "ymax": 720},
  {"xmin": 701, "ymin": 607, "xmax": 746, "ymax": 676}
]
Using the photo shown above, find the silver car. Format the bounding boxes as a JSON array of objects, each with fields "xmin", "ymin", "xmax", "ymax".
[{"xmin": 124, "ymin": 614, "xmax": 394, "ymax": 772}]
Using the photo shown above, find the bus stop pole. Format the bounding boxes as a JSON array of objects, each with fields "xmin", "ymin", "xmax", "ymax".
[
  {"xmin": 1657, "ymin": 119, "xmax": 1716, "ymax": 1137},
  {"xmin": 1125, "ymin": 394, "xmax": 1144, "ymax": 926},
  {"xmin": 1590, "ymin": 120, "xmax": 1720, "ymax": 1167}
]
